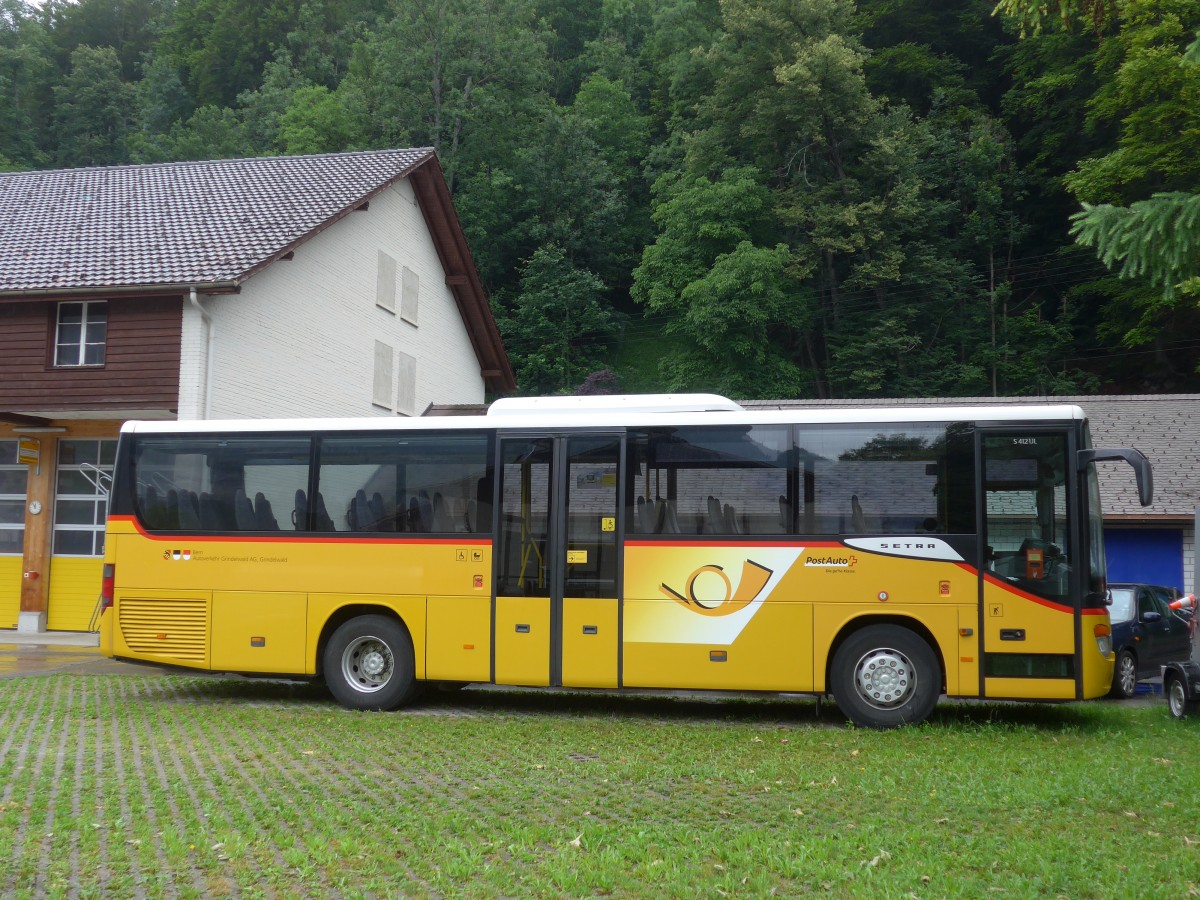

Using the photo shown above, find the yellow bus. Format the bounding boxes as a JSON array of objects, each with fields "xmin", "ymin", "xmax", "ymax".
[{"xmin": 98, "ymin": 394, "xmax": 1152, "ymax": 728}]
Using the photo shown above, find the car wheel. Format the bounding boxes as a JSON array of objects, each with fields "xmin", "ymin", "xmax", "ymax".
[
  {"xmin": 1109, "ymin": 649, "xmax": 1138, "ymax": 699},
  {"xmin": 323, "ymin": 614, "xmax": 418, "ymax": 711},
  {"xmin": 830, "ymin": 625, "xmax": 941, "ymax": 729}
]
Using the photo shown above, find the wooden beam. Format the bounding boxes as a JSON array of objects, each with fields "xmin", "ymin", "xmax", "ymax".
[{"xmin": 0, "ymin": 412, "xmax": 53, "ymax": 426}]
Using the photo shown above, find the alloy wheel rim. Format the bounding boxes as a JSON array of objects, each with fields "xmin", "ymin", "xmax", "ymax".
[
  {"xmin": 342, "ymin": 635, "xmax": 394, "ymax": 693},
  {"xmin": 853, "ymin": 647, "xmax": 915, "ymax": 710}
]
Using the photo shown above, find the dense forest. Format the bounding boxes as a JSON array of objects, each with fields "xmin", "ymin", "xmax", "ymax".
[{"xmin": 3, "ymin": 0, "xmax": 1198, "ymax": 398}]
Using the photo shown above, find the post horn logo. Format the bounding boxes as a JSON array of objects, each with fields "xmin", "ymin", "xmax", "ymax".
[{"xmin": 659, "ymin": 559, "xmax": 773, "ymax": 617}]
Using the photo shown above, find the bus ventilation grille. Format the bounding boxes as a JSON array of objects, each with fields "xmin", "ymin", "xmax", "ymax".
[{"xmin": 119, "ymin": 596, "xmax": 208, "ymax": 662}]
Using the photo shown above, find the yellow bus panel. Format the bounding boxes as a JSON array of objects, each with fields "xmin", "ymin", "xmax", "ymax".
[
  {"xmin": 426, "ymin": 595, "xmax": 491, "ymax": 682},
  {"xmin": 113, "ymin": 588, "xmax": 211, "ymax": 669},
  {"xmin": 624, "ymin": 597, "xmax": 813, "ymax": 691},
  {"xmin": 211, "ymin": 591, "xmax": 307, "ymax": 673},
  {"xmin": 1080, "ymin": 608, "xmax": 1116, "ymax": 699},
  {"xmin": 984, "ymin": 677, "xmax": 1077, "ymax": 700},
  {"xmin": 981, "ymin": 577, "xmax": 1076, "ymax": 655},
  {"xmin": 494, "ymin": 596, "xmax": 550, "ymax": 686},
  {"xmin": 561, "ymin": 597, "xmax": 618, "ymax": 688},
  {"xmin": 957, "ymin": 607, "xmax": 981, "ymax": 697}
]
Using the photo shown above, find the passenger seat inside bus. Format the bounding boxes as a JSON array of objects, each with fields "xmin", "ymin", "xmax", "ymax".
[
  {"xmin": 178, "ymin": 490, "xmax": 201, "ymax": 529},
  {"xmin": 139, "ymin": 485, "xmax": 170, "ymax": 529},
  {"xmin": 851, "ymin": 494, "xmax": 868, "ymax": 534},
  {"xmin": 369, "ymin": 492, "xmax": 393, "ymax": 531},
  {"xmin": 636, "ymin": 496, "xmax": 663, "ymax": 533},
  {"xmin": 293, "ymin": 489, "xmax": 308, "ymax": 530},
  {"xmin": 723, "ymin": 503, "xmax": 743, "ymax": 534},
  {"xmin": 314, "ymin": 493, "xmax": 336, "ymax": 531},
  {"xmin": 706, "ymin": 496, "xmax": 724, "ymax": 533},
  {"xmin": 234, "ymin": 489, "xmax": 256, "ymax": 530},
  {"xmin": 254, "ymin": 492, "xmax": 279, "ymax": 530}
]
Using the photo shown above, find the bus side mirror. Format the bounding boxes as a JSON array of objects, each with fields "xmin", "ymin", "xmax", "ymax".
[{"xmin": 1077, "ymin": 448, "xmax": 1153, "ymax": 506}]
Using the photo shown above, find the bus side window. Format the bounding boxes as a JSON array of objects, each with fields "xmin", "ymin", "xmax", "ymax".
[{"xmin": 315, "ymin": 433, "xmax": 491, "ymax": 536}]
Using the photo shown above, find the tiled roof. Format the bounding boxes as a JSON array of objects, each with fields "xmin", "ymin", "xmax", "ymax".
[
  {"xmin": 742, "ymin": 395, "xmax": 1200, "ymax": 519},
  {"xmin": 0, "ymin": 149, "xmax": 435, "ymax": 293}
]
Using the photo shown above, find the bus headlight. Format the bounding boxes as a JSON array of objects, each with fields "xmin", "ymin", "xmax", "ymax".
[{"xmin": 1094, "ymin": 623, "xmax": 1113, "ymax": 657}]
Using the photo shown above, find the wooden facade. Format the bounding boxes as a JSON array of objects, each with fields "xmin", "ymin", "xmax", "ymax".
[{"xmin": 0, "ymin": 296, "xmax": 182, "ymax": 415}]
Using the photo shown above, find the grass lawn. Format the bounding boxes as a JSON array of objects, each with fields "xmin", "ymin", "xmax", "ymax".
[{"xmin": 1, "ymin": 676, "xmax": 1198, "ymax": 897}]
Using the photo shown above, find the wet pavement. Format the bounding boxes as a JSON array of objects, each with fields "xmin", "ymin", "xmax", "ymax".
[{"xmin": 0, "ymin": 631, "xmax": 170, "ymax": 678}]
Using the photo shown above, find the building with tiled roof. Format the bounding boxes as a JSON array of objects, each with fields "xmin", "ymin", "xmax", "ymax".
[
  {"xmin": 1, "ymin": 149, "xmax": 515, "ymax": 633},
  {"xmin": 744, "ymin": 395, "xmax": 1200, "ymax": 592}
]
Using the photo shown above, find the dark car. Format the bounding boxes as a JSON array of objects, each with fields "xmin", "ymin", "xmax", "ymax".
[{"xmin": 1107, "ymin": 583, "xmax": 1194, "ymax": 698}]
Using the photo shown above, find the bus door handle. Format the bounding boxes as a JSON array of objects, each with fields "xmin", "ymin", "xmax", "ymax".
[
  {"xmin": 999, "ymin": 629, "xmax": 1026, "ymax": 641},
  {"xmin": 515, "ymin": 624, "xmax": 530, "ymax": 633}
]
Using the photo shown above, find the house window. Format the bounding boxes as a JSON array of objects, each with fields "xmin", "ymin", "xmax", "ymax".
[
  {"xmin": 0, "ymin": 441, "xmax": 28, "ymax": 555},
  {"xmin": 55, "ymin": 301, "xmax": 107, "ymax": 366},
  {"xmin": 53, "ymin": 439, "xmax": 115, "ymax": 556}
]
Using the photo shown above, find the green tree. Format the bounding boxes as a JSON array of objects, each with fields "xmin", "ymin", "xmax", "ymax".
[
  {"xmin": 342, "ymin": 0, "xmax": 550, "ymax": 187},
  {"xmin": 155, "ymin": 0, "xmax": 305, "ymax": 108},
  {"xmin": 277, "ymin": 84, "xmax": 362, "ymax": 154},
  {"xmin": 53, "ymin": 44, "xmax": 132, "ymax": 166},
  {"xmin": 1067, "ymin": 17, "xmax": 1200, "ymax": 307},
  {"xmin": 0, "ymin": 0, "xmax": 54, "ymax": 169},
  {"xmin": 997, "ymin": 0, "xmax": 1200, "ymax": 328},
  {"xmin": 632, "ymin": 165, "xmax": 814, "ymax": 394},
  {"xmin": 44, "ymin": 0, "xmax": 163, "ymax": 80},
  {"xmin": 458, "ymin": 101, "xmax": 626, "ymax": 292},
  {"xmin": 495, "ymin": 243, "xmax": 622, "ymax": 393},
  {"xmin": 140, "ymin": 103, "xmax": 249, "ymax": 162}
]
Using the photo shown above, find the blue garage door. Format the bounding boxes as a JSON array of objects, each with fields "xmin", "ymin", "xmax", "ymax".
[{"xmin": 1105, "ymin": 528, "xmax": 1183, "ymax": 589}]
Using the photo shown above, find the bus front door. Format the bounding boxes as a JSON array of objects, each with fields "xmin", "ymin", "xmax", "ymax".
[
  {"xmin": 493, "ymin": 435, "xmax": 622, "ymax": 689},
  {"xmin": 980, "ymin": 431, "xmax": 1079, "ymax": 700}
]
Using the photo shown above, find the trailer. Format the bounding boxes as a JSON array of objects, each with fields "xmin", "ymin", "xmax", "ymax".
[{"xmin": 1162, "ymin": 661, "xmax": 1200, "ymax": 719}]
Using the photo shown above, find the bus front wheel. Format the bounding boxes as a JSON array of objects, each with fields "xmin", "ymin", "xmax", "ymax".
[
  {"xmin": 323, "ymin": 615, "xmax": 418, "ymax": 711},
  {"xmin": 830, "ymin": 625, "xmax": 940, "ymax": 729}
]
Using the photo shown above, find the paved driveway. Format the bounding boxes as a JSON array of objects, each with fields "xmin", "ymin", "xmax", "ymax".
[{"xmin": 0, "ymin": 632, "xmax": 169, "ymax": 678}]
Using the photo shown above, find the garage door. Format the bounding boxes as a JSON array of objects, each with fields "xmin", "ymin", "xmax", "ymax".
[{"xmin": 1104, "ymin": 528, "xmax": 1183, "ymax": 589}]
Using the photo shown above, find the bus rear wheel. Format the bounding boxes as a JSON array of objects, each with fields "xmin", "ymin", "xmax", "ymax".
[
  {"xmin": 323, "ymin": 615, "xmax": 418, "ymax": 711},
  {"xmin": 830, "ymin": 625, "xmax": 940, "ymax": 729}
]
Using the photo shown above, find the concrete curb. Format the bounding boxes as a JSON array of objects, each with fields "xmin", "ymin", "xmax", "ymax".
[{"xmin": 0, "ymin": 630, "xmax": 100, "ymax": 647}]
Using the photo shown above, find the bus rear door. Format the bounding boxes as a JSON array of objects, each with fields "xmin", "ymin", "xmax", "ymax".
[{"xmin": 493, "ymin": 435, "xmax": 622, "ymax": 688}]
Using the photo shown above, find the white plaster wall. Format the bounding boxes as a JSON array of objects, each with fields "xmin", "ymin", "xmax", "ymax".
[
  {"xmin": 177, "ymin": 299, "xmax": 210, "ymax": 420},
  {"xmin": 186, "ymin": 178, "xmax": 485, "ymax": 420}
]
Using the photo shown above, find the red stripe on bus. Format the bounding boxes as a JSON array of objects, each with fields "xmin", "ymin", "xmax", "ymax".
[{"xmin": 982, "ymin": 572, "xmax": 1074, "ymax": 614}]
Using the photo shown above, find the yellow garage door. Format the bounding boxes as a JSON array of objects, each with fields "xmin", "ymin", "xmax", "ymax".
[
  {"xmin": 47, "ymin": 557, "xmax": 103, "ymax": 632},
  {"xmin": 0, "ymin": 557, "xmax": 20, "ymax": 630}
]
